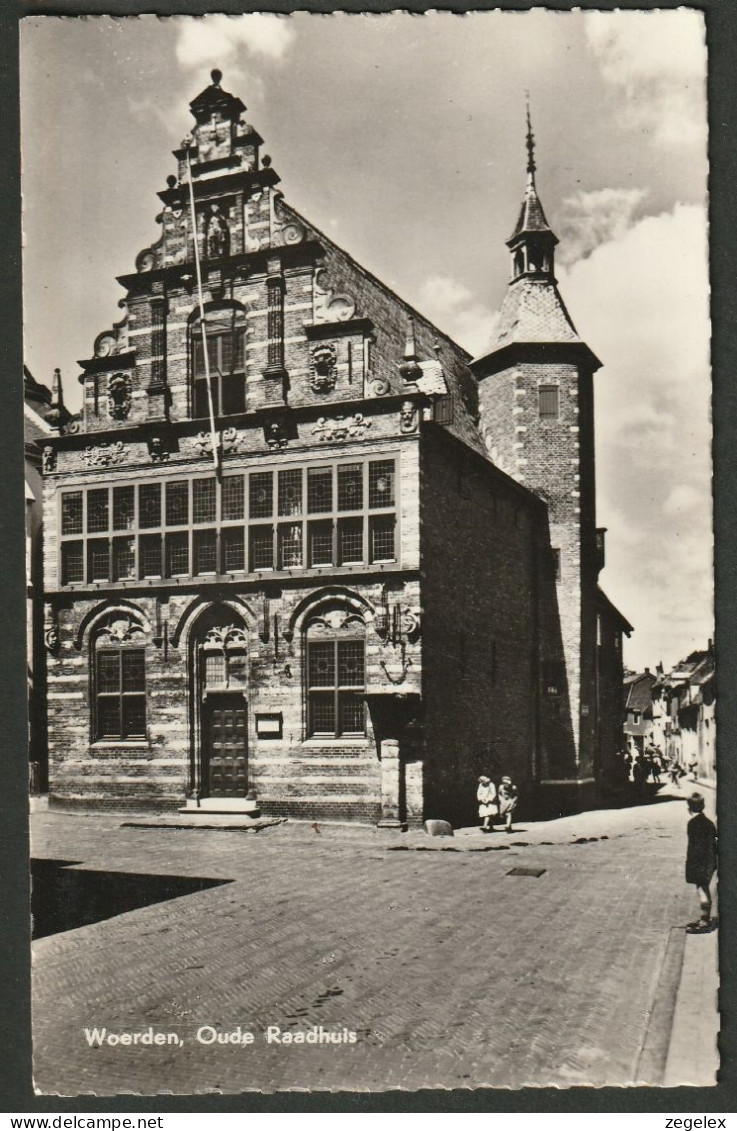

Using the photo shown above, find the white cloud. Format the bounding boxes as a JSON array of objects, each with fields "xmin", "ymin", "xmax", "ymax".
[
  {"xmin": 418, "ymin": 274, "xmax": 498, "ymax": 357},
  {"xmin": 175, "ymin": 14, "xmax": 295, "ymax": 69},
  {"xmin": 557, "ymin": 187, "xmax": 648, "ymax": 267},
  {"xmin": 663, "ymin": 484, "xmax": 704, "ymax": 517},
  {"xmin": 585, "ymin": 10, "xmax": 706, "ymax": 148},
  {"xmin": 559, "ymin": 202, "xmax": 712, "ymax": 668}
]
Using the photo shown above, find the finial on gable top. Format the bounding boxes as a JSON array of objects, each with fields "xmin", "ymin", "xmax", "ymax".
[
  {"xmin": 525, "ymin": 92, "xmax": 536, "ymax": 181},
  {"xmin": 211, "ymin": 69, "xmax": 223, "ymax": 87},
  {"xmin": 399, "ymin": 317, "xmax": 422, "ymax": 383}
]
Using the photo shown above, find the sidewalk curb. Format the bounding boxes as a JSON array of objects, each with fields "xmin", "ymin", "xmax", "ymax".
[{"xmin": 636, "ymin": 926, "xmax": 687, "ymax": 1084}]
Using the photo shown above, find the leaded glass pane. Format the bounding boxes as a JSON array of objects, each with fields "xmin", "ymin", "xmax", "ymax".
[
  {"xmin": 193, "ymin": 529, "xmax": 218, "ymax": 574},
  {"xmin": 166, "ymin": 482, "xmax": 189, "ymax": 526},
  {"xmin": 369, "ymin": 515, "xmax": 396, "ymax": 562},
  {"xmin": 309, "ymin": 693, "xmax": 336, "ymax": 735},
  {"xmin": 307, "ymin": 467, "xmax": 332, "ymax": 513},
  {"xmin": 308, "ymin": 521, "xmax": 333, "ymax": 567},
  {"xmin": 338, "ymin": 463, "xmax": 363, "ymax": 510},
  {"xmin": 222, "ymin": 475, "xmax": 244, "ymax": 520},
  {"xmin": 308, "ymin": 642, "xmax": 335, "ymax": 688},
  {"xmin": 87, "ymin": 489, "xmax": 109, "ymax": 533},
  {"xmin": 278, "ymin": 523, "xmax": 302, "ymax": 569},
  {"xmin": 368, "ymin": 460, "xmax": 395, "ymax": 508},
  {"xmin": 139, "ymin": 534, "xmax": 162, "ymax": 578},
  {"xmin": 192, "ymin": 478, "xmax": 216, "ymax": 524},
  {"xmin": 121, "ymin": 650, "xmax": 145, "ymax": 692},
  {"xmin": 97, "ymin": 652, "xmax": 120, "ymax": 693},
  {"xmin": 122, "ymin": 696, "xmax": 146, "ymax": 738},
  {"xmin": 278, "ymin": 469, "xmax": 302, "ymax": 516},
  {"xmin": 338, "ymin": 517, "xmax": 363, "ymax": 565},
  {"xmin": 249, "ymin": 473, "xmax": 273, "ymax": 518},
  {"xmin": 88, "ymin": 539, "xmax": 109, "ymax": 581},
  {"xmin": 249, "ymin": 525, "xmax": 274, "ymax": 571},
  {"xmin": 166, "ymin": 532, "xmax": 189, "ymax": 576},
  {"xmin": 221, "ymin": 374, "xmax": 246, "ymax": 416},
  {"xmin": 112, "ymin": 537, "xmax": 135, "ymax": 581},
  {"xmin": 97, "ymin": 698, "xmax": 121, "ymax": 739},
  {"xmin": 61, "ymin": 492, "xmax": 83, "ymax": 535},
  {"xmin": 338, "ymin": 691, "xmax": 365, "ymax": 734},
  {"xmin": 139, "ymin": 484, "xmax": 161, "ymax": 529},
  {"xmin": 222, "ymin": 528, "xmax": 245, "ymax": 572},
  {"xmin": 338, "ymin": 640, "xmax": 365, "ymax": 686},
  {"xmin": 112, "ymin": 486, "xmax": 135, "ymax": 530},
  {"xmin": 204, "ymin": 652, "xmax": 226, "ymax": 687},
  {"xmin": 61, "ymin": 541, "xmax": 83, "ymax": 584}
]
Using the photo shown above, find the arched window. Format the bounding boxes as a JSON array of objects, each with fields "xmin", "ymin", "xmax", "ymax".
[
  {"xmin": 305, "ymin": 605, "xmax": 366, "ymax": 738},
  {"xmin": 190, "ymin": 305, "xmax": 246, "ymax": 419},
  {"xmin": 91, "ymin": 614, "xmax": 147, "ymax": 740}
]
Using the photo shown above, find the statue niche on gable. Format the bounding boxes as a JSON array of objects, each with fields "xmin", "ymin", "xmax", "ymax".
[{"xmin": 205, "ymin": 204, "xmax": 230, "ymax": 260}]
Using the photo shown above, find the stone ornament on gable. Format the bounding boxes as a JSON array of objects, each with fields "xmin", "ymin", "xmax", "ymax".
[
  {"xmin": 312, "ymin": 414, "xmax": 371, "ymax": 443},
  {"xmin": 42, "ymin": 446, "xmax": 56, "ymax": 474},
  {"xmin": 266, "ymin": 421, "xmax": 288, "ymax": 450},
  {"xmin": 98, "ymin": 614, "xmax": 145, "ymax": 645},
  {"xmin": 310, "ymin": 343, "xmax": 338, "ymax": 394},
  {"xmin": 194, "ymin": 427, "xmax": 241, "ymax": 457},
  {"xmin": 399, "ymin": 400, "xmax": 419, "ymax": 434},
  {"xmin": 108, "ymin": 373, "xmax": 133, "ymax": 421},
  {"xmin": 203, "ymin": 625, "xmax": 248, "ymax": 650},
  {"xmin": 369, "ymin": 377, "xmax": 391, "ymax": 397},
  {"xmin": 84, "ymin": 441, "xmax": 126, "ymax": 468},
  {"xmin": 205, "ymin": 204, "xmax": 230, "ymax": 259},
  {"xmin": 314, "ymin": 268, "xmax": 356, "ymax": 324}
]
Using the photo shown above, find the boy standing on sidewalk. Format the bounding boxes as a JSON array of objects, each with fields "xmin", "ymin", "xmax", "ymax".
[{"xmin": 685, "ymin": 792, "xmax": 717, "ymax": 933}]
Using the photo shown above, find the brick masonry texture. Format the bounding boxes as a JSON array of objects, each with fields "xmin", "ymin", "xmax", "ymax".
[{"xmin": 40, "ymin": 73, "xmax": 629, "ymax": 824}]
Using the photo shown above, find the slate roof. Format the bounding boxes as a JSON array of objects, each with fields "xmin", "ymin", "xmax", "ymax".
[
  {"xmin": 485, "ymin": 277, "xmax": 581, "ymax": 353},
  {"xmin": 508, "ymin": 187, "xmax": 556, "ymax": 243},
  {"xmin": 624, "ymin": 672, "xmax": 657, "ymax": 713}
]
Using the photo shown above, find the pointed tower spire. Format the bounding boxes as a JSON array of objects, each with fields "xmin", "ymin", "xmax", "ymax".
[
  {"xmin": 506, "ymin": 99, "xmax": 558, "ymax": 281},
  {"xmin": 525, "ymin": 92, "xmax": 536, "ymax": 186}
]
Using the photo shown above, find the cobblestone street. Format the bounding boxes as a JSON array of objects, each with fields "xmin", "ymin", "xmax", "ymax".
[{"xmin": 31, "ymin": 788, "xmax": 718, "ymax": 1095}]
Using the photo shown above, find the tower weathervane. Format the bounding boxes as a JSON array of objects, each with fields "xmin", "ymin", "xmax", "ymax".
[{"xmin": 525, "ymin": 93, "xmax": 536, "ymax": 180}]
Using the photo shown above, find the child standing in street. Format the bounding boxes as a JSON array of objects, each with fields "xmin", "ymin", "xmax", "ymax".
[
  {"xmin": 685, "ymin": 792, "xmax": 717, "ymax": 933},
  {"xmin": 477, "ymin": 776, "xmax": 497, "ymax": 832},
  {"xmin": 498, "ymin": 776, "xmax": 519, "ymax": 834}
]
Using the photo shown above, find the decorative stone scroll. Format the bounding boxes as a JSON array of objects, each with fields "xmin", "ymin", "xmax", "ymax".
[
  {"xmin": 313, "ymin": 268, "xmax": 356, "ymax": 324},
  {"xmin": 84, "ymin": 441, "xmax": 126, "ymax": 468},
  {"xmin": 203, "ymin": 625, "xmax": 248, "ymax": 650},
  {"xmin": 312, "ymin": 414, "xmax": 371, "ymax": 443}
]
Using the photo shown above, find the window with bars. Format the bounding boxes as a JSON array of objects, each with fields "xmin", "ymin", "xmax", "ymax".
[
  {"xmin": 94, "ymin": 647, "xmax": 146, "ymax": 740},
  {"xmin": 307, "ymin": 638, "xmax": 366, "ymax": 738},
  {"xmin": 191, "ymin": 309, "xmax": 246, "ymax": 419},
  {"xmin": 538, "ymin": 384, "xmax": 560, "ymax": 420},
  {"xmin": 58, "ymin": 457, "xmax": 398, "ymax": 586}
]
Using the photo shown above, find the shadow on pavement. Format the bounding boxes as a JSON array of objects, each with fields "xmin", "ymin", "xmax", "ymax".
[{"xmin": 31, "ymin": 858, "xmax": 232, "ymax": 940}]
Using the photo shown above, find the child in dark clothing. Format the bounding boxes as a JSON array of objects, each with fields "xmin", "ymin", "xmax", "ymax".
[{"xmin": 685, "ymin": 792, "xmax": 717, "ymax": 933}]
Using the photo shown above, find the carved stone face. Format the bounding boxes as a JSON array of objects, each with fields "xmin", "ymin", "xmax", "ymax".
[
  {"xmin": 310, "ymin": 344, "xmax": 338, "ymax": 393},
  {"xmin": 44, "ymin": 626, "xmax": 59, "ymax": 652},
  {"xmin": 108, "ymin": 373, "xmax": 132, "ymax": 421}
]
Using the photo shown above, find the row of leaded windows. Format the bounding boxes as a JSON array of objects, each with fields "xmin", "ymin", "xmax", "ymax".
[
  {"xmin": 91, "ymin": 637, "xmax": 366, "ymax": 741},
  {"xmin": 60, "ymin": 460, "xmax": 397, "ymax": 585}
]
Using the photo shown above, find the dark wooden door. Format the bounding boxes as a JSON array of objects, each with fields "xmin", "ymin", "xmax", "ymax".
[{"xmin": 204, "ymin": 694, "xmax": 247, "ymax": 797}]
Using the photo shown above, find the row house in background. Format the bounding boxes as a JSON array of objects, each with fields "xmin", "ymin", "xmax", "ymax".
[
  {"xmin": 623, "ymin": 668, "xmax": 657, "ymax": 756},
  {"xmin": 651, "ymin": 646, "xmax": 716, "ymax": 781},
  {"xmin": 39, "ymin": 72, "xmax": 631, "ymax": 826}
]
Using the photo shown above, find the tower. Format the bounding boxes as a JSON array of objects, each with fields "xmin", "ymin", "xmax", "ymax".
[{"xmin": 472, "ymin": 108, "xmax": 603, "ymax": 800}]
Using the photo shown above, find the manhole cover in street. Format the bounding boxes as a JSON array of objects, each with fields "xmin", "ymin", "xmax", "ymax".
[{"xmin": 507, "ymin": 866, "xmax": 546, "ymax": 877}]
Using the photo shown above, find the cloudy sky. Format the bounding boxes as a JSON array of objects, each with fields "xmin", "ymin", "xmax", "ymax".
[{"xmin": 21, "ymin": 11, "xmax": 710, "ymax": 671}]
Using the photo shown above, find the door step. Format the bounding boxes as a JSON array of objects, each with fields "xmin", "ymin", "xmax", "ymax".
[{"xmin": 180, "ymin": 798, "xmax": 260, "ymax": 814}]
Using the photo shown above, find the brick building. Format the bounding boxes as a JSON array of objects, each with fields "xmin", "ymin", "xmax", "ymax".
[{"xmin": 40, "ymin": 72, "xmax": 630, "ymax": 826}]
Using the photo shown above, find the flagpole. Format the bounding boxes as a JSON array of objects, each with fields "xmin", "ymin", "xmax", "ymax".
[{"xmin": 185, "ymin": 146, "xmax": 220, "ymax": 473}]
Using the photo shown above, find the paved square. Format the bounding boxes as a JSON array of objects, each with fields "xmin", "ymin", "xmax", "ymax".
[{"xmin": 32, "ymin": 791, "xmax": 716, "ymax": 1094}]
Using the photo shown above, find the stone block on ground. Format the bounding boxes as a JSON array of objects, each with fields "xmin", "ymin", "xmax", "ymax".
[{"xmin": 423, "ymin": 819, "xmax": 454, "ymax": 837}]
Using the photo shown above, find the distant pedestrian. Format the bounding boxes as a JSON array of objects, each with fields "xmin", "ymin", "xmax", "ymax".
[
  {"xmin": 650, "ymin": 751, "xmax": 662, "ymax": 784},
  {"xmin": 688, "ymin": 760, "xmax": 698, "ymax": 782},
  {"xmin": 668, "ymin": 759, "xmax": 682, "ymax": 787},
  {"xmin": 498, "ymin": 776, "xmax": 518, "ymax": 833},
  {"xmin": 477, "ymin": 776, "xmax": 497, "ymax": 833},
  {"xmin": 684, "ymin": 792, "xmax": 717, "ymax": 933}
]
